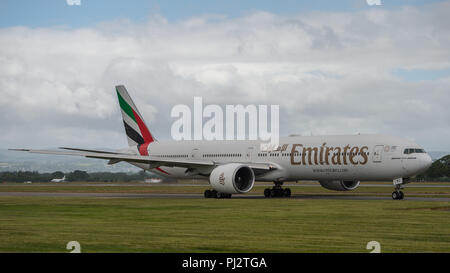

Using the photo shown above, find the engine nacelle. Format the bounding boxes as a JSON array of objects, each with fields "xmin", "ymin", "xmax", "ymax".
[
  {"xmin": 209, "ymin": 163, "xmax": 255, "ymax": 194},
  {"xmin": 319, "ymin": 180, "xmax": 360, "ymax": 191}
]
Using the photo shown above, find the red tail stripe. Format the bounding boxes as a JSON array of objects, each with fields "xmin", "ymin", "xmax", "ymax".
[
  {"xmin": 131, "ymin": 108, "xmax": 154, "ymax": 143},
  {"xmin": 139, "ymin": 142, "xmax": 150, "ymax": 156},
  {"xmin": 130, "ymin": 109, "xmax": 168, "ymax": 175}
]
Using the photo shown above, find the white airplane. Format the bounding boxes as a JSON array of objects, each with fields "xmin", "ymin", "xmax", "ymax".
[
  {"xmin": 12, "ymin": 85, "xmax": 432, "ymax": 200},
  {"xmin": 50, "ymin": 175, "xmax": 66, "ymax": 183}
]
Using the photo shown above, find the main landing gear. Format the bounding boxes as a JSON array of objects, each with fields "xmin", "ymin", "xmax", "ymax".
[
  {"xmin": 204, "ymin": 189, "xmax": 232, "ymax": 199},
  {"xmin": 392, "ymin": 178, "xmax": 405, "ymax": 200},
  {"xmin": 264, "ymin": 182, "xmax": 291, "ymax": 198}
]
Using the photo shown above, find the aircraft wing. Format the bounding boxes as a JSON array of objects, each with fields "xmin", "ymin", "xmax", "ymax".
[{"xmin": 9, "ymin": 148, "xmax": 277, "ymax": 172}]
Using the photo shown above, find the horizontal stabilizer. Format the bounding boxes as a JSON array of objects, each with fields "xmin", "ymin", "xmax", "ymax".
[{"xmin": 59, "ymin": 147, "xmax": 120, "ymax": 154}]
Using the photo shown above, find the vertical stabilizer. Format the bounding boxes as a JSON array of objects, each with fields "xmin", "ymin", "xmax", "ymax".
[{"xmin": 115, "ymin": 85, "xmax": 155, "ymax": 154}]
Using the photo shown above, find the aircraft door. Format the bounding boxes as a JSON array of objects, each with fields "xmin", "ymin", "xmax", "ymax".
[
  {"xmin": 191, "ymin": 148, "xmax": 199, "ymax": 160},
  {"xmin": 372, "ymin": 145, "xmax": 383, "ymax": 163},
  {"xmin": 246, "ymin": 147, "xmax": 254, "ymax": 162}
]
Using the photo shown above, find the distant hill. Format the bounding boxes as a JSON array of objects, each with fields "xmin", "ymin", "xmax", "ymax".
[
  {"xmin": 428, "ymin": 151, "xmax": 450, "ymax": 161},
  {"xmin": 416, "ymin": 154, "xmax": 450, "ymax": 181}
]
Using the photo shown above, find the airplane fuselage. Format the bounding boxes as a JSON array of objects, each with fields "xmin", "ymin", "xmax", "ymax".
[{"xmin": 129, "ymin": 134, "xmax": 432, "ymax": 182}]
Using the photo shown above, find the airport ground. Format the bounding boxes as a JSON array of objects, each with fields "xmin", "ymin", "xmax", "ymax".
[{"xmin": 0, "ymin": 181, "xmax": 449, "ymax": 252}]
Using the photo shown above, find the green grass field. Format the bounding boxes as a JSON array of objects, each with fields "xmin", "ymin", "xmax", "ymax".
[{"xmin": 1, "ymin": 184, "xmax": 450, "ymax": 252}]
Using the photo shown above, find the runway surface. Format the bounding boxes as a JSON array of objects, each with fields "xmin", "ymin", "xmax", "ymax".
[
  {"xmin": 2, "ymin": 183, "xmax": 450, "ymax": 187},
  {"xmin": 1, "ymin": 191, "xmax": 449, "ymax": 202},
  {"xmin": 3, "ymin": 183, "xmax": 450, "ymax": 188}
]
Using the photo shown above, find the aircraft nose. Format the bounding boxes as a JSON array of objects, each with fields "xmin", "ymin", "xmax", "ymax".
[{"xmin": 422, "ymin": 154, "xmax": 432, "ymax": 170}]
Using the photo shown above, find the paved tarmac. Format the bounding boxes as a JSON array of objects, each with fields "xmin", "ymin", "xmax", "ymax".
[
  {"xmin": 0, "ymin": 191, "xmax": 449, "ymax": 202},
  {"xmin": 2, "ymin": 183, "xmax": 450, "ymax": 187}
]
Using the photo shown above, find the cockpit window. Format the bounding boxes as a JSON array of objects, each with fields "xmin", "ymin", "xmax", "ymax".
[{"xmin": 404, "ymin": 148, "xmax": 426, "ymax": 154}]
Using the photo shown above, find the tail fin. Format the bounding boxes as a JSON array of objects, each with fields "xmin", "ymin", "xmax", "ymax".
[{"xmin": 115, "ymin": 85, "xmax": 155, "ymax": 153}]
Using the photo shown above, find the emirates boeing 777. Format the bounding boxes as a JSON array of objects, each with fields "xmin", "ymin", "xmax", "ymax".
[{"xmin": 11, "ymin": 85, "xmax": 432, "ymax": 200}]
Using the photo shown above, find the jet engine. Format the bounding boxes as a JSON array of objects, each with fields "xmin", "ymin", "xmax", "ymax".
[
  {"xmin": 319, "ymin": 180, "xmax": 360, "ymax": 191},
  {"xmin": 209, "ymin": 163, "xmax": 255, "ymax": 194}
]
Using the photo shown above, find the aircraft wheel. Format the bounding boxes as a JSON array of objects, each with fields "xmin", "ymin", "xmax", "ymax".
[
  {"xmin": 270, "ymin": 189, "xmax": 277, "ymax": 198},
  {"xmin": 392, "ymin": 191, "xmax": 398, "ymax": 200},
  {"xmin": 284, "ymin": 188, "xmax": 291, "ymax": 198},
  {"xmin": 208, "ymin": 190, "xmax": 218, "ymax": 198},
  {"xmin": 264, "ymin": 188, "xmax": 271, "ymax": 198},
  {"xmin": 392, "ymin": 191, "xmax": 400, "ymax": 200},
  {"xmin": 213, "ymin": 191, "xmax": 231, "ymax": 199},
  {"xmin": 399, "ymin": 191, "xmax": 404, "ymax": 200},
  {"xmin": 204, "ymin": 190, "xmax": 211, "ymax": 198}
]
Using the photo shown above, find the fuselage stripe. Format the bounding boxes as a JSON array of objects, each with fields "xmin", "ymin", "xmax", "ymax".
[{"xmin": 155, "ymin": 167, "xmax": 169, "ymax": 175}]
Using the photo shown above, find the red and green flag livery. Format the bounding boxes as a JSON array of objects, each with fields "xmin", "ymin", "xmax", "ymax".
[{"xmin": 115, "ymin": 85, "xmax": 155, "ymax": 155}]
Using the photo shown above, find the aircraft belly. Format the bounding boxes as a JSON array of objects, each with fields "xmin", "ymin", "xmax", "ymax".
[{"xmin": 285, "ymin": 162, "xmax": 402, "ymax": 181}]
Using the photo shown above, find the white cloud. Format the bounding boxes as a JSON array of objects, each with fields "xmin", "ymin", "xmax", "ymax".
[{"xmin": 0, "ymin": 2, "xmax": 449, "ymax": 150}]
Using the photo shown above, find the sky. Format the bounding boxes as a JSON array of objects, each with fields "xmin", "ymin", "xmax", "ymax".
[{"xmin": 0, "ymin": 0, "xmax": 449, "ymax": 151}]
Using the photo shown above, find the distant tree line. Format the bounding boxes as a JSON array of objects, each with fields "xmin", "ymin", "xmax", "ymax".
[
  {"xmin": 0, "ymin": 170, "xmax": 158, "ymax": 183},
  {"xmin": 415, "ymin": 155, "xmax": 450, "ymax": 182}
]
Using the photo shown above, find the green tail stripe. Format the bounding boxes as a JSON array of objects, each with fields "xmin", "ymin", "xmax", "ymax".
[{"xmin": 116, "ymin": 90, "xmax": 136, "ymax": 123}]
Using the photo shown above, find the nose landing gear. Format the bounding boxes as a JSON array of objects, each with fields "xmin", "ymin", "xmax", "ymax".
[
  {"xmin": 392, "ymin": 178, "xmax": 405, "ymax": 200},
  {"xmin": 264, "ymin": 181, "xmax": 291, "ymax": 198},
  {"xmin": 392, "ymin": 189, "xmax": 404, "ymax": 200}
]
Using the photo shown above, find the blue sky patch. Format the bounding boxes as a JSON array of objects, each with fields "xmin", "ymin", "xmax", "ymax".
[
  {"xmin": 393, "ymin": 68, "xmax": 450, "ymax": 82},
  {"xmin": 0, "ymin": 0, "xmax": 445, "ymax": 28}
]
